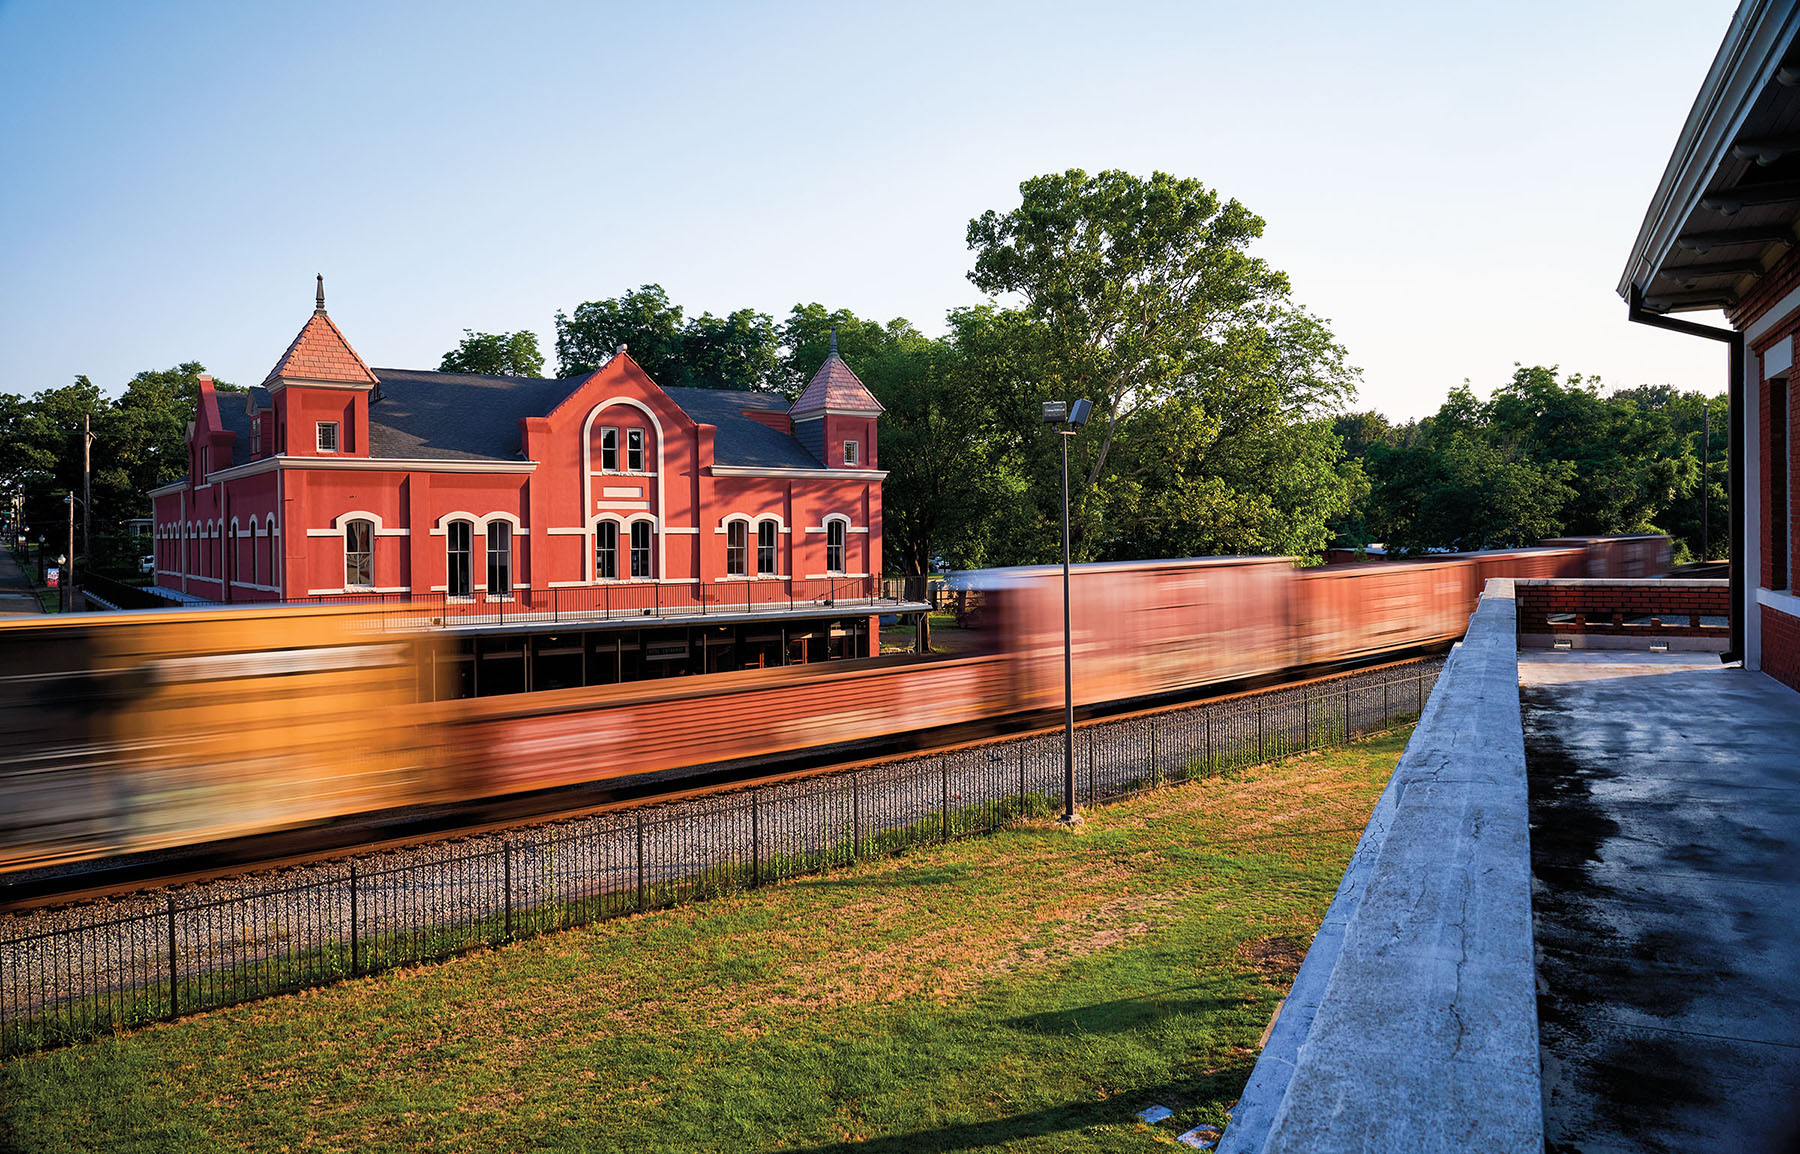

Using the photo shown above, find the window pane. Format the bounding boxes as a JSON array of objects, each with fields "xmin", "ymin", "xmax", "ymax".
[
  {"xmin": 488, "ymin": 522, "xmax": 512, "ymax": 594},
  {"xmin": 727, "ymin": 521, "xmax": 746, "ymax": 576},
  {"xmin": 627, "ymin": 428, "xmax": 645, "ymax": 472},
  {"xmin": 630, "ymin": 521, "xmax": 651, "ymax": 578},
  {"xmin": 448, "ymin": 520, "xmax": 472, "ymax": 597},
  {"xmin": 601, "ymin": 427, "xmax": 618, "ymax": 471},
  {"xmin": 758, "ymin": 521, "xmax": 776, "ymax": 575},
  {"xmin": 346, "ymin": 519, "xmax": 373, "ymax": 587},
  {"xmin": 595, "ymin": 522, "xmax": 617, "ymax": 580},
  {"xmin": 827, "ymin": 521, "xmax": 845, "ymax": 573}
]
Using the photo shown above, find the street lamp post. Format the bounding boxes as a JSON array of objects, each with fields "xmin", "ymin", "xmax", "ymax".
[{"xmin": 1042, "ymin": 398, "xmax": 1092, "ymax": 824}]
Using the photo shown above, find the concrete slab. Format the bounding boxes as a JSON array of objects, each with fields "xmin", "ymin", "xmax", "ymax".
[{"xmin": 1521, "ymin": 650, "xmax": 1800, "ymax": 1154}]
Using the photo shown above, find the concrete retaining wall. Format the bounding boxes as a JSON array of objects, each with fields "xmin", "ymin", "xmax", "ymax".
[{"xmin": 1219, "ymin": 579, "xmax": 1542, "ymax": 1154}]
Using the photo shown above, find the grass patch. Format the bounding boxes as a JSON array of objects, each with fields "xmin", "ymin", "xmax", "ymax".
[{"xmin": 0, "ymin": 728, "xmax": 1411, "ymax": 1153}]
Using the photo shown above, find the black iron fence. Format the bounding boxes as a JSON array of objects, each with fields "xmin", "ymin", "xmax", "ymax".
[{"xmin": 0, "ymin": 658, "xmax": 1440, "ymax": 1057}]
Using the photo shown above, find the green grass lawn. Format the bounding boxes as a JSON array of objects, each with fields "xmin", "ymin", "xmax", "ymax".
[{"xmin": 0, "ymin": 728, "xmax": 1410, "ymax": 1154}]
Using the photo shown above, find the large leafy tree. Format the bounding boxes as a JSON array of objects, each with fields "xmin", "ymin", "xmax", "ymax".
[
  {"xmin": 439, "ymin": 329, "xmax": 545, "ymax": 378},
  {"xmin": 965, "ymin": 169, "xmax": 1361, "ymax": 563},
  {"xmin": 554, "ymin": 286, "xmax": 781, "ymax": 391},
  {"xmin": 555, "ymin": 285, "xmax": 687, "ymax": 379}
]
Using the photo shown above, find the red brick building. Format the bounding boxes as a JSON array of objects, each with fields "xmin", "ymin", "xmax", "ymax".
[
  {"xmin": 1621, "ymin": 1, "xmax": 1800, "ymax": 690},
  {"xmin": 150, "ymin": 282, "xmax": 888, "ymax": 632}
]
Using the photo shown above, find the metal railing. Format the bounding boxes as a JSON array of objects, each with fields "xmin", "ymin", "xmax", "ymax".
[
  {"xmin": 0, "ymin": 657, "xmax": 1440, "ymax": 1057},
  {"xmin": 298, "ymin": 576, "xmax": 908, "ymax": 628}
]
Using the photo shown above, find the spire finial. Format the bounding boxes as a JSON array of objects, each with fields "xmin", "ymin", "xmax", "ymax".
[
  {"xmin": 315, "ymin": 274, "xmax": 326, "ymax": 315},
  {"xmin": 829, "ymin": 323, "xmax": 838, "ymax": 357}
]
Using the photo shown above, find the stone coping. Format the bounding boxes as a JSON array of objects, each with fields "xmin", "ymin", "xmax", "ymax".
[{"xmin": 1219, "ymin": 578, "xmax": 1542, "ymax": 1153}]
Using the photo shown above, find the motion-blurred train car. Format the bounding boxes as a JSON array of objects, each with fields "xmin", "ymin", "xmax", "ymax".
[
  {"xmin": 969, "ymin": 557, "xmax": 1294, "ymax": 711},
  {"xmin": 0, "ymin": 605, "xmax": 438, "ymax": 874},
  {"xmin": 1543, "ymin": 534, "xmax": 1672, "ymax": 578}
]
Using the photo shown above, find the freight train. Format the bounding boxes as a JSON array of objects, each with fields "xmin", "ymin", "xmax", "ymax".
[{"xmin": 0, "ymin": 535, "xmax": 1668, "ymax": 878}]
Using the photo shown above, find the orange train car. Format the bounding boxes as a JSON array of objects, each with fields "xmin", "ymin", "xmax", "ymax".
[{"xmin": 0, "ymin": 536, "xmax": 1670, "ymax": 877}]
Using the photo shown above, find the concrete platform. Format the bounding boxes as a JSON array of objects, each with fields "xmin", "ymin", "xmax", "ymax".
[{"xmin": 1520, "ymin": 651, "xmax": 1800, "ymax": 1154}]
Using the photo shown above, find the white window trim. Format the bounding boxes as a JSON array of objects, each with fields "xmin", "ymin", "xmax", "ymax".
[
  {"xmin": 580, "ymin": 398, "xmax": 666, "ymax": 578},
  {"xmin": 316, "ymin": 421, "xmax": 340, "ymax": 453}
]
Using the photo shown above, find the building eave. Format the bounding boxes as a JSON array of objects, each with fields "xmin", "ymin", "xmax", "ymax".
[
  {"xmin": 709, "ymin": 465, "xmax": 889, "ymax": 481},
  {"xmin": 1620, "ymin": 0, "xmax": 1800, "ymax": 309}
]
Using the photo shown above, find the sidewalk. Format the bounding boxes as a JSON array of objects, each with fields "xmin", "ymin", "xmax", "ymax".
[{"xmin": 0, "ymin": 549, "xmax": 45, "ymax": 616}]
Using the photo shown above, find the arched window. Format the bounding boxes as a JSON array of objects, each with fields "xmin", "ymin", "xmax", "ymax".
[
  {"xmin": 630, "ymin": 521, "xmax": 652, "ymax": 578},
  {"xmin": 487, "ymin": 522, "xmax": 512, "ymax": 596},
  {"xmin": 446, "ymin": 520, "xmax": 473, "ymax": 597},
  {"xmin": 726, "ymin": 520, "xmax": 748, "ymax": 576},
  {"xmin": 344, "ymin": 519, "xmax": 374, "ymax": 588},
  {"xmin": 826, "ymin": 520, "xmax": 846, "ymax": 574},
  {"xmin": 594, "ymin": 521, "xmax": 619, "ymax": 580},
  {"xmin": 757, "ymin": 520, "xmax": 777, "ymax": 576}
]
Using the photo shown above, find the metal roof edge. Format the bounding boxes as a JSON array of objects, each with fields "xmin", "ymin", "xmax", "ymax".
[{"xmin": 1619, "ymin": 0, "xmax": 1800, "ymax": 302}]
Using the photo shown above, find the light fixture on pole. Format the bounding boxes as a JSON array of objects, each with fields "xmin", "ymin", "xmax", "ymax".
[{"xmin": 1042, "ymin": 397, "xmax": 1092, "ymax": 825}]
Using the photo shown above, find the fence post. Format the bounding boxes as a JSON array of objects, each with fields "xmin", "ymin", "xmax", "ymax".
[
  {"xmin": 1149, "ymin": 726, "xmax": 1159, "ymax": 789},
  {"xmin": 349, "ymin": 861, "xmax": 360, "ymax": 976},
  {"xmin": 1018, "ymin": 740, "xmax": 1027, "ymax": 816},
  {"xmin": 940, "ymin": 758, "xmax": 951, "ymax": 841},
  {"xmin": 1345, "ymin": 679, "xmax": 1352, "ymax": 741},
  {"xmin": 1304, "ymin": 695, "xmax": 1310, "ymax": 751},
  {"xmin": 166, "ymin": 894, "xmax": 179, "ymax": 1019},
  {"xmin": 1384, "ymin": 676, "xmax": 1390, "ymax": 725},
  {"xmin": 1087, "ymin": 734, "xmax": 1096, "ymax": 806},
  {"xmin": 852, "ymin": 772, "xmax": 863, "ymax": 858},
  {"xmin": 1258, "ymin": 700, "xmax": 1265, "ymax": 762},
  {"xmin": 636, "ymin": 810, "xmax": 647, "ymax": 911},
  {"xmin": 503, "ymin": 842, "xmax": 514, "ymax": 941},
  {"xmin": 751, "ymin": 792, "xmax": 761, "ymax": 886},
  {"xmin": 1206, "ymin": 711, "xmax": 1213, "ymax": 772},
  {"xmin": 1418, "ymin": 669, "xmax": 1424, "ymax": 714}
]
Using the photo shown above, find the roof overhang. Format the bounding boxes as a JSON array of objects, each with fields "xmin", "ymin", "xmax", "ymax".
[{"xmin": 1621, "ymin": 0, "xmax": 1800, "ymax": 316}]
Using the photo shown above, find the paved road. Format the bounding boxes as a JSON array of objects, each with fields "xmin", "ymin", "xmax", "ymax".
[
  {"xmin": 1521, "ymin": 651, "xmax": 1800, "ymax": 1154},
  {"xmin": 0, "ymin": 549, "xmax": 44, "ymax": 616}
]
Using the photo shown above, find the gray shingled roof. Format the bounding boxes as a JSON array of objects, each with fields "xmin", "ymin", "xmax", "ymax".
[
  {"xmin": 215, "ymin": 389, "xmax": 257, "ymax": 468},
  {"xmin": 661, "ymin": 385, "xmax": 823, "ymax": 469},
  {"xmin": 368, "ymin": 368, "xmax": 589, "ymax": 461},
  {"xmin": 364, "ymin": 368, "xmax": 827, "ymax": 469}
]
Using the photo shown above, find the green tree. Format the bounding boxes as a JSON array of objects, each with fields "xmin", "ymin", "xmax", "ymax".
[
  {"xmin": 439, "ymin": 330, "xmax": 545, "ymax": 378},
  {"xmin": 555, "ymin": 285, "xmax": 687, "ymax": 379},
  {"xmin": 680, "ymin": 308, "xmax": 782, "ymax": 391},
  {"xmin": 964, "ymin": 170, "xmax": 1361, "ymax": 564},
  {"xmin": 968, "ymin": 169, "xmax": 1358, "ymax": 491}
]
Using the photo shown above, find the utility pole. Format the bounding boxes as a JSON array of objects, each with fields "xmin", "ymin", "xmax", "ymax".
[{"xmin": 64, "ymin": 493, "xmax": 75, "ymax": 613}]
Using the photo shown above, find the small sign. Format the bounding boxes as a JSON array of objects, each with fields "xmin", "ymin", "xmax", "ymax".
[
  {"xmin": 1177, "ymin": 1125, "xmax": 1223, "ymax": 1149},
  {"xmin": 45, "ymin": 568, "xmax": 59, "ymax": 588},
  {"xmin": 645, "ymin": 642, "xmax": 688, "ymax": 662},
  {"xmin": 1136, "ymin": 1105, "xmax": 1173, "ymax": 1125}
]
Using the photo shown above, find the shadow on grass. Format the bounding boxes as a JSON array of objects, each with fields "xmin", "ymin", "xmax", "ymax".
[
  {"xmin": 777, "ymin": 1070, "xmax": 1256, "ymax": 1154},
  {"xmin": 1000, "ymin": 985, "xmax": 1233, "ymax": 1036}
]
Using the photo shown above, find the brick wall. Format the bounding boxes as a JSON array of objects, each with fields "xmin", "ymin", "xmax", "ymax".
[
  {"xmin": 1764, "ymin": 604, "xmax": 1800, "ymax": 692},
  {"xmin": 1515, "ymin": 579, "xmax": 1729, "ymax": 646}
]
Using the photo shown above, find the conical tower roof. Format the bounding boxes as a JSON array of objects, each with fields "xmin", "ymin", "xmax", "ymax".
[
  {"xmin": 790, "ymin": 335, "xmax": 882, "ymax": 420},
  {"xmin": 261, "ymin": 275, "xmax": 379, "ymax": 388}
]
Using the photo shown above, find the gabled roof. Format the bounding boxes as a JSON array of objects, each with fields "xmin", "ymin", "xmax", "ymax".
[
  {"xmin": 789, "ymin": 352, "xmax": 882, "ymax": 420},
  {"xmin": 262, "ymin": 310, "xmax": 380, "ymax": 387}
]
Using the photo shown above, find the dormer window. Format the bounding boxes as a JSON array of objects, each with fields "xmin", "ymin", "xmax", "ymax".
[
  {"xmin": 317, "ymin": 421, "xmax": 339, "ymax": 453},
  {"xmin": 251, "ymin": 420, "xmax": 262, "ymax": 457},
  {"xmin": 842, "ymin": 440, "xmax": 859, "ymax": 467},
  {"xmin": 600, "ymin": 427, "xmax": 618, "ymax": 471}
]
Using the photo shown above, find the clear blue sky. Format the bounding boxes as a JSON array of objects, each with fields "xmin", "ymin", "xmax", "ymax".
[{"xmin": 0, "ymin": 0, "xmax": 1738, "ymax": 419}]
